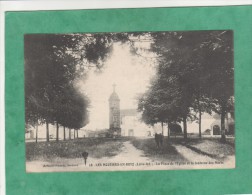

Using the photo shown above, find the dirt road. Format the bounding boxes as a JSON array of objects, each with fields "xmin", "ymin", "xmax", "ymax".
[
  {"xmin": 26, "ymin": 140, "xmax": 153, "ymax": 172},
  {"xmin": 26, "ymin": 139, "xmax": 235, "ymax": 172}
]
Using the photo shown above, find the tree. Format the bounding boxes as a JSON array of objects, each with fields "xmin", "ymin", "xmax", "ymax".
[
  {"xmin": 24, "ymin": 34, "xmax": 114, "ymax": 141},
  {"xmin": 147, "ymin": 31, "xmax": 234, "ymax": 140},
  {"xmin": 149, "ymin": 32, "xmax": 199, "ymax": 139},
  {"xmin": 138, "ymin": 70, "xmax": 186, "ymax": 138},
  {"xmin": 63, "ymin": 126, "xmax": 66, "ymax": 141},
  {"xmin": 206, "ymin": 31, "xmax": 233, "ymax": 142},
  {"xmin": 25, "ymin": 34, "xmax": 78, "ymax": 141},
  {"xmin": 53, "ymin": 84, "xmax": 89, "ymax": 140}
]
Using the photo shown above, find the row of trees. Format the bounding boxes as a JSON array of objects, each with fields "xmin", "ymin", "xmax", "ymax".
[
  {"xmin": 25, "ymin": 34, "xmax": 120, "ymax": 142},
  {"xmin": 25, "ymin": 31, "xmax": 234, "ymax": 142},
  {"xmin": 25, "ymin": 33, "xmax": 140, "ymax": 142},
  {"xmin": 138, "ymin": 31, "xmax": 234, "ymax": 141}
]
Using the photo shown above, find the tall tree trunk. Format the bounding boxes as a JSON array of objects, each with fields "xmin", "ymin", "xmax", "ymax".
[
  {"xmin": 77, "ymin": 130, "xmax": 79, "ymax": 139},
  {"xmin": 63, "ymin": 126, "xmax": 66, "ymax": 141},
  {"xmin": 220, "ymin": 108, "xmax": 226, "ymax": 143},
  {"xmin": 161, "ymin": 122, "xmax": 164, "ymax": 135},
  {"xmin": 56, "ymin": 122, "xmax": 59, "ymax": 142},
  {"xmin": 199, "ymin": 108, "xmax": 202, "ymax": 138},
  {"xmin": 167, "ymin": 122, "xmax": 170, "ymax": 139},
  {"xmin": 46, "ymin": 121, "xmax": 49, "ymax": 142},
  {"xmin": 69, "ymin": 128, "xmax": 71, "ymax": 140},
  {"xmin": 35, "ymin": 123, "xmax": 38, "ymax": 143},
  {"xmin": 183, "ymin": 116, "xmax": 187, "ymax": 139},
  {"xmin": 198, "ymin": 97, "xmax": 202, "ymax": 138},
  {"xmin": 226, "ymin": 113, "xmax": 229, "ymax": 133}
]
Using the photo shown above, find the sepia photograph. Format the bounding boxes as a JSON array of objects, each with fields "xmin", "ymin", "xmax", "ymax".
[{"xmin": 25, "ymin": 31, "xmax": 235, "ymax": 172}]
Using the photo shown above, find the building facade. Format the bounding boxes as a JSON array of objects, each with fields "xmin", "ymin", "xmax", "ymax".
[{"xmin": 120, "ymin": 109, "xmax": 155, "ymax": 137}]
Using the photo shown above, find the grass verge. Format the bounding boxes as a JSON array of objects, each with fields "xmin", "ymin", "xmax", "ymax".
[{"xmin": 26, "ymin": 138, "xmax": 127, "ymax": 162}]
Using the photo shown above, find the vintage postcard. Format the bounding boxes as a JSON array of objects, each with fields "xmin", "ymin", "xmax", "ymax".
[{"xmin": 25, "ymin": 30, "xmax": 235, "ymax": 172}]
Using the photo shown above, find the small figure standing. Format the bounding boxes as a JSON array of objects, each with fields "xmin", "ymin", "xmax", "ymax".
[
  {"xmin": 82, "ymin": 151, "xmax": 88, "ymax": 165},
  {"xmin": 155, "ymin": 133, "xmax": 163, "ymax": 149}
]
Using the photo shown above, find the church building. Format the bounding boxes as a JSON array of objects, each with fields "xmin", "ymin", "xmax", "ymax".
[
  {"xmin": 107, "ymin": 84, "xmax": 235, "ymax": 138},
  {"xmin": 108, "ymin": 84, "xmax": 155, "ymax": 137}
]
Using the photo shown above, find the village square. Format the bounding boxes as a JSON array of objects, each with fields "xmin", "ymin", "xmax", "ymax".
[
  {"xmin": 26, "ymin": 84, "xmax": 235, "ymax": 172},
  {"xmin": 25, "ymin": 31, "xmax": 235, "ymax": 172}
]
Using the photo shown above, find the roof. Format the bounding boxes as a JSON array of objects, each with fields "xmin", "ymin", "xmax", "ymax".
[{"xmin": 109, "ymin": 91, "xmax": 120, "ymax": 101}]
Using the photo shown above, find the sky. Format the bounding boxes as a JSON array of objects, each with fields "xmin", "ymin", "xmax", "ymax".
[{"xmin": 77, "ymin": 43, "xmax": 156, "ymax": 130}]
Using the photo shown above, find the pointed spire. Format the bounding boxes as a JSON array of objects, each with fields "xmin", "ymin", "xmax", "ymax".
[{"xmin": 109, "ymin": 83, "xmax": 119, "ymax": 101}]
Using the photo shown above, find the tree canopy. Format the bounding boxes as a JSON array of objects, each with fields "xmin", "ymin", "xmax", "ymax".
[
  {"xmin": 138, "ymin": 31, "xmax": 234, "ymax": 139},
  {"xmin": 25, "ymin": 34, "xmax": 103, "ymax": 131},
  {"xmin": 25, "ymin": 33, "xmax": 132, "ymax": 137}
]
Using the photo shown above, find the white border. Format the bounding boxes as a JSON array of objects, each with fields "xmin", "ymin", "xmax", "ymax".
[
  {"xmin": 1, "ymin": 1, "xmax": 252, "ymax": 195},
  {"xmin": 1, "ymin": 0, "xmax": 252, "ymax": 11}
]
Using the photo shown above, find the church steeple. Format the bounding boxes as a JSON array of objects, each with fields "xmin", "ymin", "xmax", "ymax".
[
  {"xmin": 109, "ymin": 84, "xmax": 121, "ymax": 133},
  {"xmin": 109, "ymin": 83, "xmax": 120, "ymax": 101}
]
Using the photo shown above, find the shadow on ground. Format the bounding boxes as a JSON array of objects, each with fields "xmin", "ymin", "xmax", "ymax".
[
  {"xmin": 169, "ymin": 137, "xmax": 235, "ymax": 160},
  {"xmin": 130, "ymin": 137, "xmax": 187, "ymax": 162}
]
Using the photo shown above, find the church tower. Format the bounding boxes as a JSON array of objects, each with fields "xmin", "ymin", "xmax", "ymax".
[{"xmin": 109, "ymin": 84, "xmax": 121, "ymax": 135}]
